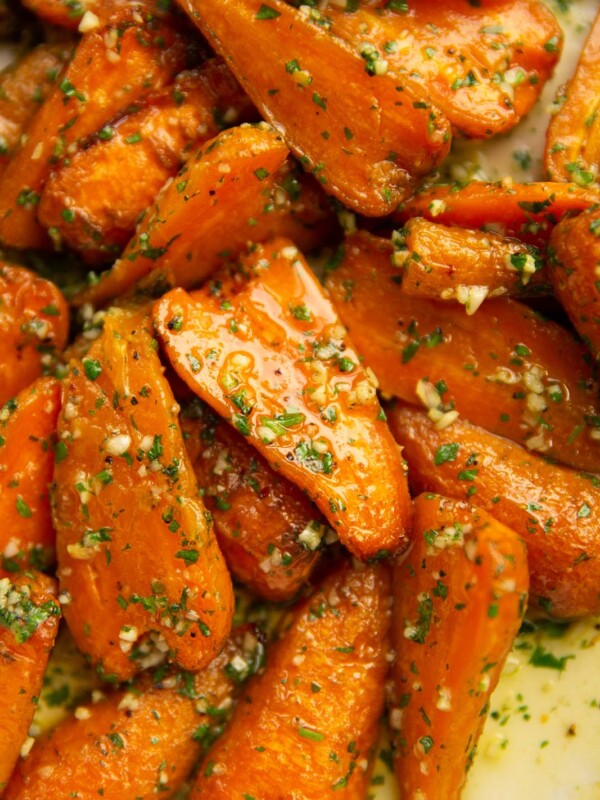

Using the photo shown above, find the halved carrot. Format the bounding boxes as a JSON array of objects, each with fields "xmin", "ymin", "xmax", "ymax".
[
  {"xmin": 72, "ymin": 124, "xmax": 333, "ymax": 308},
  {"xmin": 4, "ymin": 626, "xmax": 262, "ymax": 800},
  {"xmin": 389, "ymin": 403, "xmax": 600, "ymax": 619},
  {"xmin": 0, "ymin": 377, "xmax": 60, "ymax": 573},
  {"xmin": 190, "ymin": 559, "xmax": 391, "ymax": 800},
  {"xmin": 325, "ymin": 231, "xmax": 600, "ymax": 472},
  {"xmin": 154, "ymin": 238, "xmax": 412, "ymax": 561},
  {"xmin": 178, "ymin": 0, "xmax": 451, "ymax": 216},
  {"xmin": 0, "ymin": 264, "xmax": 69, "ymax": 404},
  {"xmin": 20, "ymin": 0, "xmax": 174, "ymax": 30},
  {"xmin": 182, "ymin": 398, "xmax": 323, "ymax": 601},
  {"xmin": 53, "ymin": 306, "xmax": 234, "ymax": 681},
  {"xmin": 549, "ymin": 205, "xmax": 600, "ymax": 359},
  {"xmin": 0, "ymin": 6, "xmax": 192, "ymax": 250},
  {"xmin": 391, "ymin": 492, "xmax": 528, "ymax": 800},
  {"xmin": 545, "ymin": 8, "xmax": 600, "ymax": 182},
  {"xmin": 38, "ymin": 60, "xmax": 256, "ymax": 263},
  {"xmin": 0, "ymin": 571, "xmax": 61, "ymax": 793}
]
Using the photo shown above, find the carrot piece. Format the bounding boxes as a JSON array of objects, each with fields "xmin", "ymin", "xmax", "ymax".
[
  {"xmin": 325, "ymin": 0, "xmax": 561, "ymax": 139},
  {"xmin": 20, "ymin": 0, "xmax": 171, "ymax": 30},
  {"xmin": 190, "ymin": 559, "xmax": 391, "ymax": 800},
  {"xmin": 0, "ymin": 7, "xmax": 192, "ymax": 251},
  {"xmin": 391, "ymin": 492, "xmax": 528, "ymax": 799},
  {"xmin": 545, "ymin": 9, "xmax": 600, "ymax": 182},
  {"xmin": 38, "ymin": 60, "xmax": 256, "ymax": 264},
  {"xmin": 154, "ymin": 238, "xmax": 412, "ymax": 561},
  {"xmin": 0, "ymin": 571, "xmax": 61, "ymax": 793},
  {"xmin": 549, "ymin": 206, "xmax": 600, "ymax": 360},
  {"xmin": 394, "ymin": 217, "xmax": 546, "ymax": 310},
  {"xmin": 325, "ymin": 231, "xmax": 600, "ymax": 473},
  {"xmin": 0, "ymin": 264, "xmax": 69, "ymax": 404},
  {"xmin": 72, "ymin": 124, "xmax": 333, "ymax": 308},
  {"xmin": 53, "ymin": 306, "xmax": 234, "ymax": 681},
  {"xmin": 182, "ymin": 399, "xmax": 323, "ymax": 601},
  {"xmin": 4, "ymin": 627, "xmax": 262, "ymax": 800},
  {"xmin": 395, "ymin": 181, "xmax": 600, "ymax": 245},
  {"xmin": 0, "ymin": 377, "xmax": 60, "ymax": 573},
  {"xmin": 177, "ymin": 0, "xmax": 451, "ymax": 216},
  {"xmin": 388, "ymin": 403, "xmax": 600, "ymax": 619}
]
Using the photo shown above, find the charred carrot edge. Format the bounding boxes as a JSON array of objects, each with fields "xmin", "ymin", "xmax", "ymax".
[{"xmin": 391, "ymin": 492, "xmax": 529, "ymax": 800}]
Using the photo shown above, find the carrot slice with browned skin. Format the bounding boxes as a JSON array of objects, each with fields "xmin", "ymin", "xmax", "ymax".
[
  {"xmin": 38, "ymin": 60, "xmax": 256, "ymax": 264},
  {"xmin": 0, "ymin": 377, "xmax": 60, "ymax": 573},
  {"xmin": 0, "ymin": 571, "xmax": 61, "ymax": 792},
  {"xmin": 545, "ymin": 9, "xmax": 600, "ymax": 183},
  {"xmin": 389, "ymin": 403, "xmax": 600, "ymax": 619},
  {"xmin": 394, "ymin": 218, "xmax": 546, "ymax": 311},
  {"xmin": 549, "ymin": 206, "xmax": 600, "ymax": 360},
  {"xmin": 0, "ymin": 7, "xmax": 193, "ymax": 251},
  {"xmin": 72, "ymin": 125, "xmax": 333, "ymax": 308},
  {"xmin": 0, "ymin": 264, "xmax": 68, "ymax": 405},
  {"xmin": 325, "ymin": 231, "xmax": 600, "ymax": 472},
  {"xmin": 53, "ymin": 306, "xmax": 234, "ymax": 681},
  {"xmin": 154, "ymin": 238, "xmax": 412, "ymax": 561},
  {"xmin": 182, "ymin": 399, "xmax": 323, "ymax": 601},
  {"xmin": 4, "ymin": 627, "xmax": 263, "ymax": 800},
  {"xmin": 395, "ymin": 181, "xmax": 600, "ymax": 245},
  {"xmin": 391, "ymin": 493, "xmax": 528, "ymax": 800},
  {"xmin": 178, "ymin": 0, "xmax": 451, "ymax": 217},
  {"xmin": 191, "ymin": 560, "xmax": 391, "ymax": 800}
]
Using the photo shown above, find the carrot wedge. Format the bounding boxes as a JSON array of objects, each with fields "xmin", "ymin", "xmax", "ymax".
[
  {"xmin": 20, "ymin": 0, "xmax": 168, "ymax": 29},
  {"xmin": 4, "ymin": 627, "xmax": 262, "ymax": 800},
  {"xmin": 190, "ymin": 560, "xmax": 392, "ymax": 800},
  {"xmin": 0, "ymin": 571, "xmax": 61, "ymax": 793},
  {"xmin": 389, "ymin": 403, "xmax": 600, "ymax": 619},
  {"xmin": 391, "ymin": 493, "xmax": 528, "ymax": 800},
  {"xmin": 53, "ymin": 307, "xmax": 234, "ymax": 681},
  {"xmin": 545, "ymin": 9, "xmax": 600, "ymax": 182},
  {"xmin": 0, "ymin": 264, "xmax": 69, "ymax": 404},
  {"xmin": 0, "ymin": 377, "xmax": 60, "ymax": 573},
  {"xmin": 177, "ymin": 0, "xmax": 451, "ymax": 216},
  {"xmin": 325, "ymin": 231, "xmax": 600, "ymax": 473},
  {"xmin": 154, "ymin": 238, "xmax": 412, "ymax": 561},
  {"xmin": 182, "ymin": 399, "xmax": 323, "ymax": 601}
]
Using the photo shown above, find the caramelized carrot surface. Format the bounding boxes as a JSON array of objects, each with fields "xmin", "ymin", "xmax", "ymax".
[
  {"xmin": 20, "ymin": 0, "xmax": 173, "ymax": 29},
  {"xmin": 0, "ymin": 571, "xmax": 61, "ymax": 793},
  {"xmin": 178, "ymin": 0, "xmax": 451, "ymax": 216},
  {"xmin": 4, "ymin": 628, "xmax": 262, "ymax": 800},
  {"xmin": 191, "ymin": 560, "xmax": 392, "ymax": 799},
  {"xmin": 0, "ymin": 377, "xmax": 60, "ymax": 572},
  {"xmin": 389, "ymin": 404, "xmax": 600, "ymax": 619},
  {"xmin": 155, "ymin": 238, "xmax": 413, "ymax": 560},
  {"xmin": 182, "ymin": 399, "xmax": 323, "ymax": 601},
  {"xmin": 325, "ymin": 231, "xmax": 600, "ymax": 472},
  {"xmin": 391, "ymin": 493, "xmax": 528, "ymax": 800},
  {"xmin": 53, "ymin": 307, "xmax": 234, "ymax": 680}
]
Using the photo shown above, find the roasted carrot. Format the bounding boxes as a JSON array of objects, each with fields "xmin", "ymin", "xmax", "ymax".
[
  {"xmin": 0, "ymin": 264, "xmax": 68, "ymax": 404},
  {"xmin": 0, "ymin": 6, "xmax": 192, "ymax": 251},
  {"xmin": 391, "ymin": 493, "xmax": 528, "ymax": 800},
  {"xmin": 53, "ymin": 306, "xmax": 234, "ymax": 681},
  {"xmin": 545, "ymin": 8, "xmax": 600, "ymax": 183},
  {"xmin": 389, "ymin": 403, "xmax": 600, "ymax": 619},
  {"xmin": 394, "ymin": 217, "xmax": 546, "ymax": 311},
  {"xmin": 549, "ymin": 205, "xmax": 600, "ymax": 360},
  {"xmin": 0, "ymin": 377, "xmax": 60, "ymax": 573},
  {"xmin": 20, "ymin": 0, "xmax": 172, "ymax": 30},
  {"xmin": 155, "ymin": 238, "xmax": 413, "ymax": 561},
  {"xmin": 72, "ymin": 124, "xmax": 333, "ymax": 308},
  {"xmin": 191, "ymin": 559, "xmax": 391, "ymax": 800},
  {"xmin": 182, "ymin": 398, "xmax": 323, "ymax": 601},
  {"xmin": 178, "ymin": 0, "xmax": 451, "ymax": 217},
  {"xmin": 325, "ymin": 231, "xmax": 600, "ymax": 472},
  {"xmin": 395, "ymin": 181, "xmax": 600, "ymax": 245},
  {"xmin": 38, "ymin": 60, "xmax": 256, "ymax": 263},
  {"xmin": 0, "ymin": 571, "xmax": 61, "ymax": 793},
  {"xmin": 4, "ymin": 627, "xmax": 263, "ymax": 800}
]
